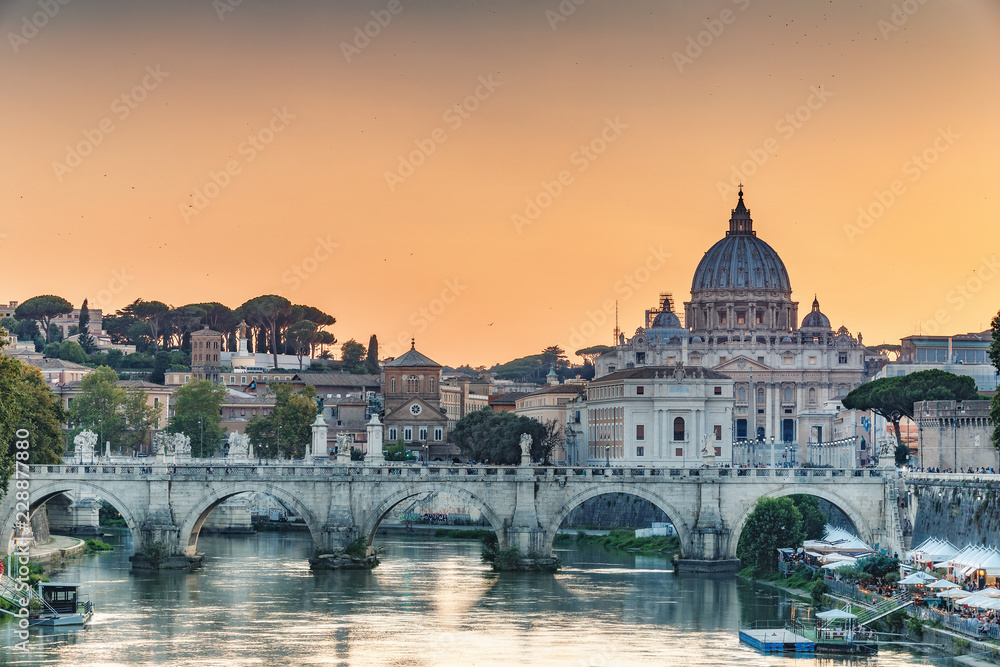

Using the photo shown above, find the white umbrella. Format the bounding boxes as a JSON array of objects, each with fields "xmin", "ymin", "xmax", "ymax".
[
  {"xmin": 926, "ymin": 579, "xmax": 959, "ymax": 590},
  {"xmin": 899, "ymin": 573, "xmax": 932, "ymax": 585},
  {"xmin": 816, "ymin": 609, "xmax": 857, "ymax": 620},
  {"xmin": 938, "ymin": 588, "xmax": 973, "ymax": 599},
  {"xmin": 977, "ymin": 587, "xmax": 1000, "ymax": 598}
]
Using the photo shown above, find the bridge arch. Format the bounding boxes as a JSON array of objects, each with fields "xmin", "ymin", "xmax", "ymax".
[
  {"xmin": 178, "ymin": 482, "xmax": 320, "ymax": 557},
  {"xmin": 540, "ymin": 486, "xmax": 692, "ymax": 558},
  {"xmin": 727, "ymin": 485, "xmax": 875, "ymax": 560},
  {"xmin": 362, "ymin": 486, "xmax": 506, "ymax": 553},
  {"xmin": 1, "ymin": 480, "xmax": 143, "ymax": 552}
]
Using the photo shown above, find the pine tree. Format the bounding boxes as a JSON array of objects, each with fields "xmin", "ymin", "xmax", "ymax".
[
  {"xmin": 78, "ymin": 298, "xmax": 95, "ymax": 354},
  {"xmin": 366, "ymin": 334, "xmax": 379, "ymax": 374}
]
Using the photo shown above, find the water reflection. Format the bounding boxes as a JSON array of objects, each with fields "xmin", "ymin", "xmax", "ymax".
[{"xmin": 0, "ymin": 530, "xmax": 956, "ymax": 666}]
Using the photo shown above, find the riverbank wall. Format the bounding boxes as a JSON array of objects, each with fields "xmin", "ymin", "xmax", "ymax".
[{"xmin": 907, "ymin": 478, "xmax": 1000, "ymax": 547}]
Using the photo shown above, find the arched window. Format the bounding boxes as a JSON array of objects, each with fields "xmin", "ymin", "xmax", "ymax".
[
  {"xmin": 673, "ymin": 417, "xmax": 685, "ymax": 441},
  {"xmin": 738, "ymin": 386, "xmax": 746, "ymax": 403},
  {"xmin": 430, "ymin": 377, "xmax": 435, "ymax": 393},
  {"xmin": 407, "ymin": 376, "xmax": 419, "ymax": 393},
  {"xmin": 808, "ymin": 387, "xmax": 817, "ymax": 404},
  {"xmin": 783, "ymin": 386, "xmax": 792, "ymax": 403},
  {"xmin": 757, "ymin": 387, "xmax": 765, "ymax": 404},
  {"xmin": 390, "ymin": 377, "xmax": 396, "ymax": 393},
  {"xmin": 838, "ymin": 386, "xmax": 847, "ymax": 397}
]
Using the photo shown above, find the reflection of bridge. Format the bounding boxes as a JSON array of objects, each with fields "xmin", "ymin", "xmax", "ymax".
[{"xmin": 3, "ymin": 463, "xmax": 900, "ymax": 571}]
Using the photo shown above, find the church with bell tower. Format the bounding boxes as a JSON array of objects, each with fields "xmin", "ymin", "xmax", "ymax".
[{"xmin": 382, "ymin": 341, "xmax": 452, "ymax": 460}]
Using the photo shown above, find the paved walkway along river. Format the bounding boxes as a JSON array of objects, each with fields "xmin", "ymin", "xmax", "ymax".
[{"xmin": 0, "ymin": 529, "xmax": 967, "ymax": 665}]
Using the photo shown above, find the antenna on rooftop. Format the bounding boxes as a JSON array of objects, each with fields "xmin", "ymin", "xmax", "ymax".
[{"xmin": 613, "ymin": 300, "xmax": 620, "ymax": 345}]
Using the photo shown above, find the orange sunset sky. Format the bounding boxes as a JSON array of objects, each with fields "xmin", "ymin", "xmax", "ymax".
[{"xmin": 2, "ymin": 0, "xmax": 999, "ymax": 367}]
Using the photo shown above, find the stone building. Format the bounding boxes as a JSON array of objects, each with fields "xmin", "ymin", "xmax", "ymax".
[
  {"xmin": 514, "ymin": 383, "xmax": 587, "ymax": 464},
  {"xmin": 579, "ymin": 365, "xmax": 734, "ymax": 467},
  {"xmin": 915, "ymin": 400, "xmax": 997, "ymax": 471},
  {"xmin": 596, "ymin": 190, "xmax": 874, "ymax": 461},
  {"xmin": 190, "ymin": 326, "xmax": 223, "ymax": 383},
  {"xmin": 383, "ymin": 342, "xmax": 451, "ymax": 460}
]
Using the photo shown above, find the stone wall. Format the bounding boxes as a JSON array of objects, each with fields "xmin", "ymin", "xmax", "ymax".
[
  {"xmin": 908, "ymin": 479, "xmax": 1000, "ymax": 547},
  {"xmin": 30, "ymin": 506, "xmax": 50, "ymax": 545},
  {"xmin": 563, "ymin": 493, "xmax": 670, "ymax": 528}
]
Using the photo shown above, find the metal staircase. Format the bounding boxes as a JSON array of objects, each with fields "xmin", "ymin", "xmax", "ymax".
[{"xmin": 855, "ymin": 594, "xmax": 913, "ymax": 627}]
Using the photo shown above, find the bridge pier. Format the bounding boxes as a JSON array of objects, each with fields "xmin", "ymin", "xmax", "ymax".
[
  {"xmin": 673, "ymin": 478, "xmax": 741, "ymax": 573},
  {"xmin": 131, "ymin": 522, "xmax": 204, "ymax": 571}
]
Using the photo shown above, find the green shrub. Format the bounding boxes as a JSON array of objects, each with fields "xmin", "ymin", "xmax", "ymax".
[
  {"xmin": 481, "ymin": 532, "xmax": 500, "ymax": 563},
  {"xmin": 907, "ymin": 616, "xmax": 924, "ymax": 636},
  {"xmin": 810, "ymin": 579, "xmax": 829, "ymax": 606},
  {"xmin": 84, "ymin": 539, "xmax": 114, "ymax": 553},
  {"xmin": 493, "ymin": 546, "xmax": 522, "ymax": 571}
]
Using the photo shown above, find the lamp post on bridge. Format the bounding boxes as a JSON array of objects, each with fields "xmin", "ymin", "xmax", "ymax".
[{"xmin": 769, "ymin": 435, "xmax": 775, "ymax": 468}]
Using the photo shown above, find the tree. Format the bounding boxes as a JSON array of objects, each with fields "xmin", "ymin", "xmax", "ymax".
[
  {"xmin": 791, "ymin": 495, "xmax": 826, "ymax": 541},
  {"xmin": 842, "ymin": 369, "xmax": 980, "ymax": 448},
  {"xmin": 736, "ymin": 496, "xmax": 805, "ymax": 575},
  {"xmin": 57, "ymin": 340, "xmax": 87, "ymax": 364},
  {"xmin": 244, "ymin": 384, "xmax": 317, "ymax": 459},
  {"xmin": 341, "ymin": 339, "xmax": 367, "ymax": 374},
  {"xmin": 167, "ymin": 380, "xmax": 227, "ymax": 457},
  {"xmin": 286, "ymin": 320, "xmax": 319, "ymax": 371},
  {"xmin": 166, "ymin": 305, "xmax": 207, "ymax": 349},
  {"xmin": 451, "ymin": 409, "xmax": 551, "ymax": 464},
  {"xmin": 77, "ymin": 298, "xmax": 95, "ymax": 353},
  {"xmin": 575, "ymin": 345, "xmax": 613, "ymax": 367},
  {"xmin": 9, "ymin": 366, "xmax": 66, "ymax": 464},
  {"xmin": 856, "ymin": 552, "xmax": 901, "ymax": 580},
  {"xmin": 120, "ymin": 391, "xmax": 160, "ymax": 455},
  {"xmin": 540, "ymin": 345, "xmax": 569, "ymax": 371},
  {"xmin": 239, "ymin": 295, "xmax": 292, "ymax": 369},
  {"xmin": 366, "ymin": 334, "xmax": 380, "ymax": 373},
  {"xmin": 990, "ymin": 311, "xmax": 1000, "ymax": 451},
  {"xmin": 14, "ymin": 295, "xmax": 74, "ymax": 344},
  {"xmin": 129, "ymin": 300, "xmax": 170, "ymax": 349}
]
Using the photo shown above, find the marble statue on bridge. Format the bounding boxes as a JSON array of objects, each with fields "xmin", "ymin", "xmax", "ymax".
[
  {"xmin": 74, "ymin": 430, "xmax": 97, "ymax": 464},
  {"xmin": 227, "ymin": 432, "xmax": 251, "ymax": 460},
  {"xmin": 520, "ymin": 433, "xmax": 532, "ymax": 465}
]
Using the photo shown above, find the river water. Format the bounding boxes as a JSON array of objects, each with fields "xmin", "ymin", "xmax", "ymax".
[{"xmin": 1, "ymin": 529, "xmax": 959, "ymax": 666}]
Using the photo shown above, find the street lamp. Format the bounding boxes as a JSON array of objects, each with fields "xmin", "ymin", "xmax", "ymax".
[
  {"xmin": 769, "ymin": 435, "xmax": 775, "ymax": 468},
  {"xmin": 198, "ymin": 417, "xmax": 203, "ymax": 459}
]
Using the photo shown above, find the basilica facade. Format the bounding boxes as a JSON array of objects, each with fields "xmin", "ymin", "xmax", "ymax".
[{"xmin": 594, "ymin": 190, "xmax": 875, "ymax": 463}]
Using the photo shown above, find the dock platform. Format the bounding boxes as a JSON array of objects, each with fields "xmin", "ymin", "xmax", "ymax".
[{"xmin": 739, "ymin": 628, "xmax": 816, "ymax": 653}]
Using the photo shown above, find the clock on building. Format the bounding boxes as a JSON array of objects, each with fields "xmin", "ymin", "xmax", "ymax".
[{"xmin": 409, "ymin": 403, "xmax": 422, "ymax": 416}]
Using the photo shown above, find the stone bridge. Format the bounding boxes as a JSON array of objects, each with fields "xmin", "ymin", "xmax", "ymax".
[{"xmin": 1, "ymin": 462, "xmax": 900, "ymax": 572}]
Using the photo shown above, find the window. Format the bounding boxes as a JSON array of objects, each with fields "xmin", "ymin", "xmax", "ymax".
[
  {"xmin": 389, "ymin": 428, "xmax": 397, "ymax": 440},
  {"xmin": 737, "ymin": 386, "xmax": 746, "ymax": 403},
  {"xmin": 675, "ymin": 447, "xmax": 684, "ymax": 457},
  {"xmin": 736, "ymin": 310, "xmax": 746, "ymax": 324},
  {"xmin": 404, "ymin": 427, "xmax": 412, "ymax": 441},
  {"xmin": 736, "ymin": 419, "xmax": 747, "ymax": 440},
  {"xmin": 782, "ymin": 419, "xmax": 794, "ymax": 442},
  {"xmin": 756, "ymin": 311, "xmax": 764, "ymax": 324},
  {"xmin": 784, "ymin": 386, "xmax": 793, "ymax": 403},
  {"xmin": 434, "ymin": 427, "xmax": 443, "ymax": 441},
  {"xmin": 430, "ymin": 377, "xmax": 435, "ymax": 393},
  {"xmin": 636, "ymin": 446, "xmax": 644, "ymax": 457},
  {"xmin": 714, "ymin": 386, "xmax": 722, "ymax": 395},
  {"xmin": 419, "ymin": 427, "xmax": 428, "ymax": 441},
  {"xmin": 757, "ymin": 356, "xmax": 764, "ymax": 363},
  {"xmin": 636, "ymin": 425, "xmax": 645, "ymax": 440},
  {"xmin": 809, "ymin": 357, "xmax": 816, "ymax": 365},
  {"xmin": 635, "ymin": 352, "xmax": 645, "ymax": 364},
  {"xmin": 230, "ymin": 376, "xmax": 235, "ymax": 384},
  {"xmin": 719, "ymin": 356, "xmax": 727, "ymax": 364},
  {"xmin": 673, "ymin": 417, "xmax": 685, "ymax": 441},
  {"xmin": 407, "ymin": 376, "xmax": 419, "ymax": 393},
  {"xmin": 838, "ymin": 386, "xmax": 847, "ymax": 397},
  {"xmin": 838, "ymin": 353, "xmax": 848, "ymax": 364},
  {"xmin": 636, "ymin": 386, "xmax": 644, "ymax": 395},
  {"xmin": 715, "ymin": 447, "xmax": 722, "ymax": 457},
  {"xmin": 241, "ymin": 376, "xmax": 247, "ymax": 384},
  {"xmin": 757, "ymin": 387, "xmax": 765, "ymax": 404},
  {"xmin": 808, "ymin": 387, "xmax": 817, "ymax": 404},
  {"xmin": 390, "ymin": 377, "xmax": 396, "ymax": 393},
  {"xmin": 714, "ymin": 425, "xmax": 722, "ymax": 441},
  {"xmin": 718, "ymin": 310, "xmax": 727, "ymax": 325}
]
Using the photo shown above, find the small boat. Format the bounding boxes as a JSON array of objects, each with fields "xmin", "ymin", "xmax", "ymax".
[{"xmin": 29, "ymin": 582, "xmax": 94, "ymax": 627}]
